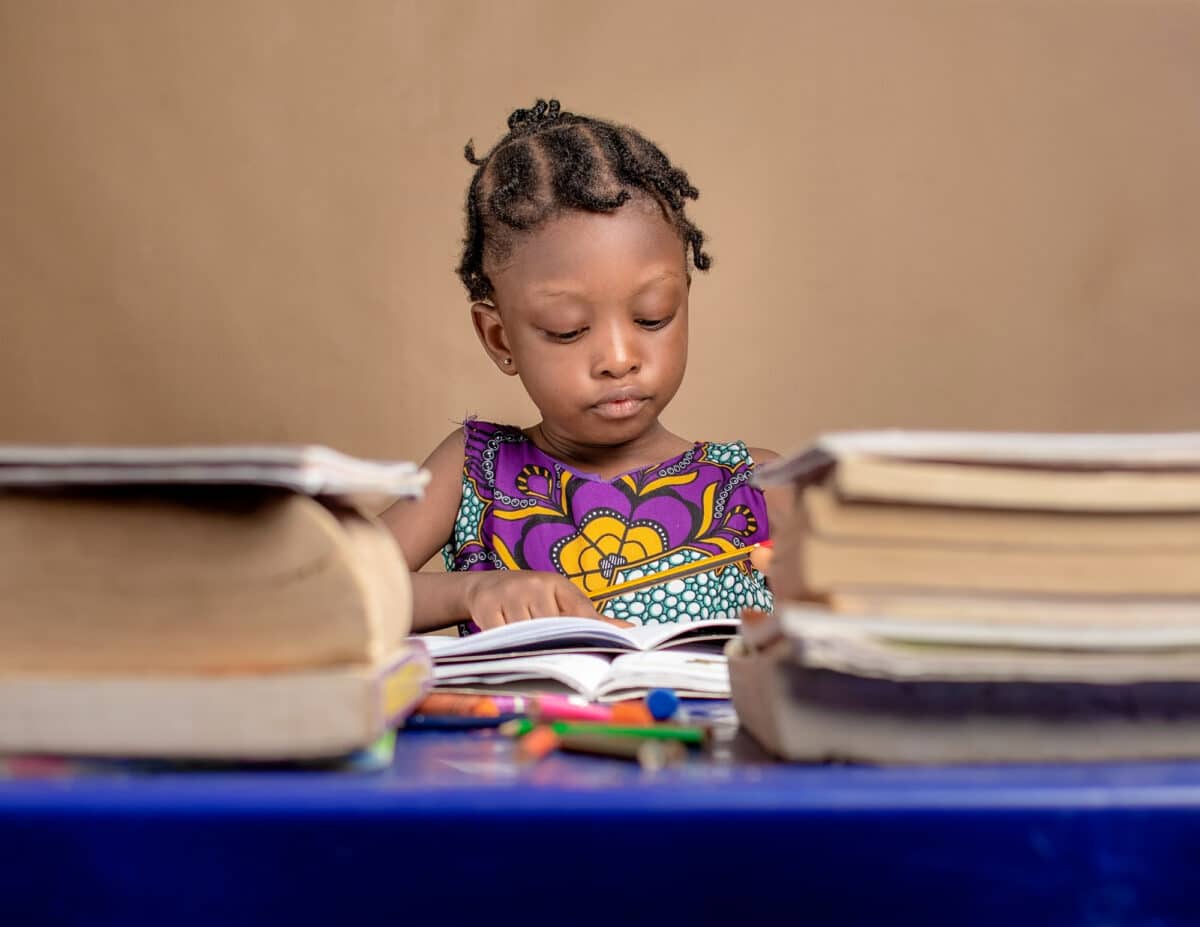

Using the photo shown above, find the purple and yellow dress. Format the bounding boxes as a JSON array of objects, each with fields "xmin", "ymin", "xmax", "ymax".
[{"xmin": 442, "ymin": 420, "xmax": 774, "ymax": 631}]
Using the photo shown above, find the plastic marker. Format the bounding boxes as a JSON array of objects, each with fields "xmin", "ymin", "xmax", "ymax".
[
  {"xmin": 531, "ymin": 694, "xmax": 612, "ymax": 723},
  {"xmin": 645, "ymin": 688, "xmax": 680, "ymax": 721},
  {"xmin": 404, "ymin": 713, "xmax": 524, "ymax": 731},
  {"xmin": 609, "ymin": 701, "xmax": 655, "ymax": 725}
]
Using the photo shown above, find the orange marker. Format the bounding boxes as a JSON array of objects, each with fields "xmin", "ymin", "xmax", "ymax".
[
  {"xmin": 516, "ymin": 725, "xmax": 560, "ymax": 764},
  {"xmin": 610, "ymin": 701, "xmax": 655, "ymax": 726},
  {"xmin": 415, "ymin": 693, "xmax": 489, "ymax": 717}
]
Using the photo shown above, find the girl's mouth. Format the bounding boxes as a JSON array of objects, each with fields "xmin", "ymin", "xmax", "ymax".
[{"xmin": 592, "ymin": 396, "xmax": 648, "ymax": 420}]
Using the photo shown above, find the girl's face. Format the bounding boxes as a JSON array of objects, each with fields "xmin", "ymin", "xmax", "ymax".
[{"xmin": 475, "ymin": 199, "xmax": 689, "ymax": 451}]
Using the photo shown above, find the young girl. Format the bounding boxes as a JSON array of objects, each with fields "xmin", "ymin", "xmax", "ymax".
[{"xmin": 385, "ymin": 99, "xmax": 777, "ymax": 633}]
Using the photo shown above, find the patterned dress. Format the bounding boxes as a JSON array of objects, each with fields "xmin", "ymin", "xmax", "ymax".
[{"xmin": 442, "ymin": 420, "xmax": 774, "ymax": 632}]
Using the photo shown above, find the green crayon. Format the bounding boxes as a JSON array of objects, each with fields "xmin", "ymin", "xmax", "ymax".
[{"xmin": 499, "ymin": 717, "xmax": 706, "ymax": 745}]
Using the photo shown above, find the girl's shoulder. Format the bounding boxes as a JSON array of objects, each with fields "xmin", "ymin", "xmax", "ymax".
[
  {"xmin": 461, "ymin": 417, "xmax": 519, "ymax": 438},
  {"xmin": 693, "ymin": 439, "xmax": 778, "ymax": 471},
  {"xmin": 746, "ymin": 446, "xmax": 780, "ymax": 466},
  {"xmin": 460, "ymin": 417, "xmax": 530, "ymax": 449},
  {"xmin": 458, "ymin": 418, "xmax": 541, "ymax": 489}
]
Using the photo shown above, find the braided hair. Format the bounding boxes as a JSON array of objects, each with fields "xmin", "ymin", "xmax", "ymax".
[{"xmin": 457, "ymin": 99, "xmax": 712, "ymax": 302}]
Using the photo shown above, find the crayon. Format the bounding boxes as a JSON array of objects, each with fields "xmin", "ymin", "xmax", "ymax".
[
  {"xmin": 557, "ymin": 733, "xmax": 687, "ymax": 770},
  {"xmin": 414, "ymin": 693, "xmax": 491, "ymax": 717},
  {"xmin": 500, "ymin": 718, "xmax": 707, "ymax": 745},
  {"xmin": 516, "ymin": 724, "xmax": 559, "ymax": 764}
]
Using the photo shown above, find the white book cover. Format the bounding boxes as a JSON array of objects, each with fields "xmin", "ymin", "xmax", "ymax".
[
  {"xmin": 756, "ymin": 431, "xmax": 1200, "ymax": 487},
  {"xmin": 819, "ymin": 430, "xmax": 1200, "ymax": 466},
  {"xmin": 0, "ymin": 444, "xmax": 429, "ymax": 501}
]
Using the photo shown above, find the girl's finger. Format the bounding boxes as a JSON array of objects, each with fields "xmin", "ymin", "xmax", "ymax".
[
  {"xmin": 530, "ymin": 589, "xmax": 561, "ymax": 620},
  {"xmin": 555, "ymin": 583, "xmax": 600, "ymax": 619},
  {"xmin": 475, "ymin": 606, "xmax": 506, "ymax": 630},
  {"xmin": 499, "ymin": 603, "xmax": 531, "ymax": 624}
]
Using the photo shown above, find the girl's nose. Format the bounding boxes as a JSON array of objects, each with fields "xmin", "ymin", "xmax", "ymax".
[{"xmin": 594, "ymin": 324, "xmax": 640, "ymax": 379}]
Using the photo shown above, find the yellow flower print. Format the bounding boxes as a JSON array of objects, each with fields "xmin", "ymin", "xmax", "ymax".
[{"xmin": 553, "ymin": 510, "xmax": 668, "ymax": 596}]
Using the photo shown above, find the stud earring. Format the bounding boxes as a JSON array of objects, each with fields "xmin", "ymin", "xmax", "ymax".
[{"xmin": 503, "ymin": 357, "xmax": 512, "ymax": 366}]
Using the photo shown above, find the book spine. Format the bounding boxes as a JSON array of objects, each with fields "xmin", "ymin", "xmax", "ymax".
[{"xmin": 378, "ymin": 642, "xmax": 434, "ymax": 725}]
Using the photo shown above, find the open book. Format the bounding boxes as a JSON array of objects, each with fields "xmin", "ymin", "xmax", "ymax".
[
  {"xmin": 419, "ymin": 616, "xmax": 740, "ymax": 663},
  {"xmin": 432, "ymin": 649, "xmax": 730, "ymax": 702}
]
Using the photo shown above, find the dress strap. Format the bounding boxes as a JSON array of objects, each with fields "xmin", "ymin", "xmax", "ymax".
[
  {"xmin": 698, "ymin": 439, "xmax": 756, "ymax": 471},
  {"xmin": 461, "ymin": 419, "xmax": 521, "ymax": 491}
]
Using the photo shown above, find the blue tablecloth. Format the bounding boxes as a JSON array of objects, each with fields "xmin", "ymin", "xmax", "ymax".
[{"xmin": 3, "ymin": 726, "xmax": 1199, "ymax": 926}]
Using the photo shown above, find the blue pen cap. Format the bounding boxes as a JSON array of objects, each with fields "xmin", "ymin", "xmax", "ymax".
[{"xmin": 645, "ymin": 688, "xmax": 679, "ymax": 721}]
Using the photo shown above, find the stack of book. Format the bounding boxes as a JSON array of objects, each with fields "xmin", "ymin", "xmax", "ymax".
[
  {"xmin": 0, "ymin": 445, "xmax": 432, "ymax": 761},
  {"xmin": 730, "ymin": 431, "xmax": 1200, "ymax": 763}
]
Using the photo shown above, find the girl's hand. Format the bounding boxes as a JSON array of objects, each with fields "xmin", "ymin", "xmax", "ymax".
[{"xmin": 463, "ymin": 571, "xmax": 632, "ymax": 629}]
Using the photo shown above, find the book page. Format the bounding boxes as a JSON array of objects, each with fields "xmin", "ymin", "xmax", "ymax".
[
  {"xmin": 795, "ymin": 624, "xmax": 1200, "ymax": 684},
  {"xmin": 419, "ymin": 616, "xmax": 741, "ymax": 662},
  {"xmin": 619, "ymin": 618, "xmax": 742, "ymax": 650},
  {"xmin": 431, "ymin": 653, "xmax": 614, "ymax": 699},
  {"xmin": 594, "ymin": 649, "xmax": 731, "ymax": 701},
  {"xmin": 418, "ymin": 617, "xmax": 636, "ymax": 661},
  {"xmin": 780, "ymin": 605, "xmax": 1200, "ymax": 651}
]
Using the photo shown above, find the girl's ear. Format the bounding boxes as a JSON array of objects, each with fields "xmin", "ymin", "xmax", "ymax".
[{"xmin": 470, "ymin": 302, "xmax": 519, "ymax": 375}]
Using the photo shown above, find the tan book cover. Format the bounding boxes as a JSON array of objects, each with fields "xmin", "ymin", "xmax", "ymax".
[
  {"xmin": 0, "ymin": 642, "xmax": 432, "ymax": 760},
  {"xmin": 805, "ymin": 485, "xmax": 1200, "ymax": 549},
  {"xmin": 802, "ymin": 534, "xmax": 1200, "ymax": 597},
  {"xmin": 0, "ymin": 490, "xmax": 412, "ymax": 673}
]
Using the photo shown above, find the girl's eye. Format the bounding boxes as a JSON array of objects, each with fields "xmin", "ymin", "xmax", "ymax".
[
  {"xmin": 636, "ymin": 316, "xmax": 673, "ymax": 331},
  {"xmin": 545, "ymin": 328, "xmax": 585, "ymax": 342}
]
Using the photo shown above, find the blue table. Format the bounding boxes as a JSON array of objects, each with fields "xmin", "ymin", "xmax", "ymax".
[{"xmin": 3, "ymin": 726, "xmax": 1200, "ymax": 926}]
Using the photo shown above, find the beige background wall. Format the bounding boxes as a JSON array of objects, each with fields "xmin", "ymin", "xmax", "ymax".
[{"xmin": 2, "ymin": 1, "xmax": 1198, "ymax": 463}]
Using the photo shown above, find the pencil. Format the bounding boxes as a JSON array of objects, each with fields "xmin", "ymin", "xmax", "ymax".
[{"xmin": 587, "ymin": 544, "xmax": 760, "ymax": 605}]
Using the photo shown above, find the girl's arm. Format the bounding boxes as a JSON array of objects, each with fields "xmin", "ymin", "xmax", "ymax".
[
  {"xmin": 748, "ymin": 447, "xmax": 789, "ymax": 533},
  {"xmin": 748, "ymin": 447, "xmax": 788, "ymax": 576},
  {"xmin": 749, "ymin": 446, "xmax": 810, "ymax": 597},
  {"xmin": 380, "ymin": 429, "xmax": 472, "ymax": 632},
  {"xmin": 380, "ymin": 428, "xmax": 600, "ymax": 632}
]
